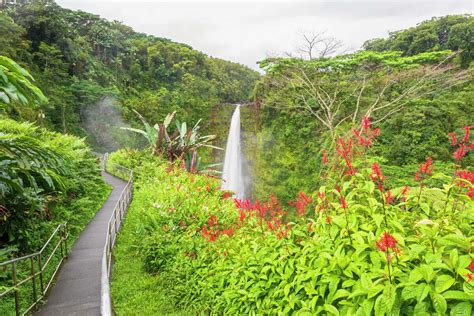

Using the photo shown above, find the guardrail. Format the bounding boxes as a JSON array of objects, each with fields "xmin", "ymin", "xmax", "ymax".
[
  {"xmin": 101, "ymin": 154, "xmax": 133, "ymax": 315},
  {"xmin": 0, "ymin": 223, "xmax": 68, "ymax": 316}
]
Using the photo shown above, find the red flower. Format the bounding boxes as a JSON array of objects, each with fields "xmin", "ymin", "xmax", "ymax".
[
  {"xmin": 239, "ymin": 209, "xmax": 247, "ymax": 222},
  {"xmin": 362, "ymin": 116, "xmax": 371, "ymax": 132},
  {"xmin": 208, "ymin": 214, "xmax": 218, "ymax": 227},
  {"xmin": 449, "ymin": 132, "xmax": 457, "ymax": 146},
  {"xmin": 385, "ymin": 190, "xmax": 394, "ymax": 204},
  {"xmin": 325, "ymin": 216, "xmax": 332, "ymax": 224},
  {"xmin": 223, "ymin": 225, "xmax": 234, "ymax": 236},
  {"xmin": 322, "ymin": 150, "xmax": 328, "ymax": 165},
  {"xmin": 376, "ymin": 231, "xmax": 398, "ymax": 252},
  {"xmin": 401, "ymin": 186, "xmax": 410, "ymax": 202},
  {"xmin": 339, "ymin": 197, "xmax": 347, "ymax": 209},
  {"xmin": 456, "ymin": 170, "xmax": 474, "ymax": 187},
  {"xmin": 222, "ymin": 191, "xmax": 232, "ymax": 199},
  {"xmin": 468, "ymin": 188, "xmax": 474, "ymax": 199},
  {"xmin": 370, "ymin": 163, "xmax": 384, "ymax": 183},
  {"xmin": 289, "ymin": 192, "xmax": 313, "ymax": 217},
  {"xmin": 467, "ymin": 273, "xmax": 474, "ymax": 283},
  {"xmin": 415, "ymin": 157, "xmax": 433, "ymax": 181},
  {"xmin": 468, "ymin": 258, "xmax": 474, "ymax": 272},
  {"xmin": 462, "ymin": 126, "xmax": 472, "ymax": 144},
  {"xmin": 401, "ymin": 186, "xmax": 410, "ymax": 196},
  {"xmin": 453, "ymin": 144, "xmax": 467, "ymax": 161}
]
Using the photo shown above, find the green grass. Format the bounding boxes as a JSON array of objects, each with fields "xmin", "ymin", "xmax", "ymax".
[{"xmin": 111, "ymin": 214, "xmax": 185, "ymax": 315}]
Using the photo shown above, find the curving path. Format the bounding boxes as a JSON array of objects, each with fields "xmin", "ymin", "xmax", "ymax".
[{"xmin": 35, "ymin": 170, "xmax": 127, "ymax": 316}]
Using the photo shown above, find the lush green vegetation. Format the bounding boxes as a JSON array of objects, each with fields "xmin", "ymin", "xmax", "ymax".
[
  {"xmin": 110, "ymin": 120, "xmax": 473, "ymax": 314},
  {"xmin": 251, "ymin": 16, "xmax": 473, "ymax": 202},
  {"xmin": 0, "ymin": 1, "xmax": 472, "ymax": 314},
  {"xmin": 0, "ymin": 55, "xmax": 110, "ymax": 314},
  {"xmin": 363, "ymin": 15, "xmax": 473, "ymax": 67},
  {"xmin": 0, "ymin": 0, "xmax": 259, "ymax": 150},
  {"xmin": 109, "ymin": 13, "xmax": 472, "ymax": 315},
  {"xmin": 0, "ymin": 116, "xmax": 111, "ymax": 254},
  {"xmin": 0, "ymin": 55, "xmax": 109, "ymax": 255}
]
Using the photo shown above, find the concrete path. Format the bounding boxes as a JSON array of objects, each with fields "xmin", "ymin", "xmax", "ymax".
[{"xmin": 35, "ymin": 170, "xmax": 127, "ymax": 316}]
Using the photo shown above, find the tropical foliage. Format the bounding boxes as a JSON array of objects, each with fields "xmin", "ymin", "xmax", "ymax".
[
  {"xmin": 122, "ymin": 110, "xmax": 220, "ymax": 172},
  {"xmin": 110, "ymin": 118, "xmax": 473, "ymax": 314},
  {"xmin": 0, "ymin": 1, "xmax": 259, "ymax": 146},
  {"xmin": 251, "ymin": 16, "xmax": 473, "ymax": 202}
]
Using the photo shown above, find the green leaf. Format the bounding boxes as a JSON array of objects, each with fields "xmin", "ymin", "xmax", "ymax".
[
  {"xmin": 430, "ymin": 292, "xmax": 447, "ymax": 315},
  {"xmin": 420, "ymin": 203, "xmax": 430, "ymax": 215},
  {"xmin": 435, "ymin": 275, "xmax": 455, "ymax": 293},
  {"xmin": 374, "ymin": 294, "xmax": 386, "ymax": 316},
  {"xmin": 323, "ymin": 304, "xmax": 339, "ymax": 315},
  {"xmin": 450, "ymin": 302, "xmax": 472, "ymax": 316},
  {"xmin": 442, "ymin": 290, "xmax": 473, "ymax": 301}
]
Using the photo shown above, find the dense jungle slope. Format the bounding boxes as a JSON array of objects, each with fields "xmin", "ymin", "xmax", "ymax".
[{"xmin": 0, "ymin": 0, "xmax": 259, "ymax": 150}]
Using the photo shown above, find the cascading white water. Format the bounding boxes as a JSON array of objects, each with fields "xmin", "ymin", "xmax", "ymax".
[{"xmin": 222, "ymin": 105, "xmax": 245, "ymax": 199}]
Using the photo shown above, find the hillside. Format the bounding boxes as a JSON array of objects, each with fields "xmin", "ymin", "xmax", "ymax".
[{"xmin": 0, "ymin": 0, "xmax": 259, "ymax": 150}]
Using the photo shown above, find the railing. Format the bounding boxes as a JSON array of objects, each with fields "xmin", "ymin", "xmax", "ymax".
[
  {"xmin": 101, "ymin": 154, "xmax": 133, "ymax": 316},
  {"xmin": 0, "ymin": 223, "xmax": 68, "ymax": 316}
]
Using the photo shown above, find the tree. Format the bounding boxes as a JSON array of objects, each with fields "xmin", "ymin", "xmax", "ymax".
[
  {"xmin": 259, "ymin": 51, "xmax": 469, "ymax": 139},
  {"xmin": 294, "ymin": 30, "xmax": 344, "ymax": 60}
]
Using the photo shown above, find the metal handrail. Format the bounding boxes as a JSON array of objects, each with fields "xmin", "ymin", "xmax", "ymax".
[
  {"xmin": 101, "ymin": 154, "xmax": 134, "ymax": 316},
  {"xmin": 0, "ymin": 223, "xmax": 68, "ymax": 316}
]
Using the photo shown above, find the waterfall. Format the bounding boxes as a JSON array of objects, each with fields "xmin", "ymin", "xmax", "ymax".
[{"xmin": 222, "ymin": 105, "xmax": 245, "ymax": 199}]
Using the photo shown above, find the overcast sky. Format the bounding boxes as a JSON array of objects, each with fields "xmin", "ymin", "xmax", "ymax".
[{"xmin": 57, "ymin": 0, "xmax": 472, "ymax": 71}]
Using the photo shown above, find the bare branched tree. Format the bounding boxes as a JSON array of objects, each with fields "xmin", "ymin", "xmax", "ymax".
[
  {"xmin": 295, "ymin": 30, "xmax": 344, "ymax": 60},
  {"xmin": 266, "ymin": 52, "xmax": 469, "ymax": 139}
]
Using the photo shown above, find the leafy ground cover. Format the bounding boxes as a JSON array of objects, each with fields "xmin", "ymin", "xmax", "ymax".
[{"xmin": 110, "ymin": 121, "xmax": 473, "ymax": 315}]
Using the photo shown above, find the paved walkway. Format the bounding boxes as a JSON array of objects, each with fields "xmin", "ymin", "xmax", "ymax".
[{"xmin": 35, "ymin": 170, "xmax": 127, "ymax": 316}]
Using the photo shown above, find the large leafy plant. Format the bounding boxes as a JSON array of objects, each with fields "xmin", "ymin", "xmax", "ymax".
[
  {"xmin": 0, "ymin": 55, "xmax": 47, "ymax": 110},
  {"xmin": 122, "ymin": 110, "xmax": 220, "ymax": 172}
]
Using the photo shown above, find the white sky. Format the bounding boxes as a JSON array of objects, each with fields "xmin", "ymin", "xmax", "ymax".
[{"xmin": 57, "ymin": 0, "xmax": 473, "ymax": 71}]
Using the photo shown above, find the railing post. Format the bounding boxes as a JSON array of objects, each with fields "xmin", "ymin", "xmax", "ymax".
[
  {"xmin": 63, "ymin": 224, "xmax": 68, "ymax": 258},
  {"xmin": 12, "ymin": 262, "xmax": 20, "ymax": 316},
  {"xmin": 31, "ymin": 257, "xmax": 38, "ymax": 309},
  {"xmin": 108, "ymin": 224, "xmax": 113, "ymax": 254},
  {"xmin": 38, "ymin": 254, "xmax": 44, "ymax": 295},
  {"xmin": 114, "ymin": 208, "xmax": 117, "ymax": 236}
]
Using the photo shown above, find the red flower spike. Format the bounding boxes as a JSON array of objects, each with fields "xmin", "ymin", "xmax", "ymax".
[
  {"xmin": 401, "ymin": 186, "xmax": 410, "ymax": 196},
  {"xmin": 376, "ymin": 231, "xmax": 397, "ymax": 252},
  {"xmin": 339, "ymin": 197, "xmax": 347, "ymax": 209},
  {"xmin": 415, "ymin": 157, "xmax": 434, "ymax": 181},
  {"xmin": 449, "ymin": 132, "xmax": 457, "ymax": 146},
  {"xmin": 371, "ymin": 163, "xmax": 384, "ymax": 183},
  {"xmin": 322, "ymin": 150, "xmax": 328, "ymax": 165},
  {"xmin": 462, "ymin": 126, "xmax": 472, "ymax": 144},
  {"xmin": 453, "ymin": 144, "xmax": 467, "ymax": 161},
  {"xmin": 362, "ymin": 116, "xmax": 371, "ymax": 132}
]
